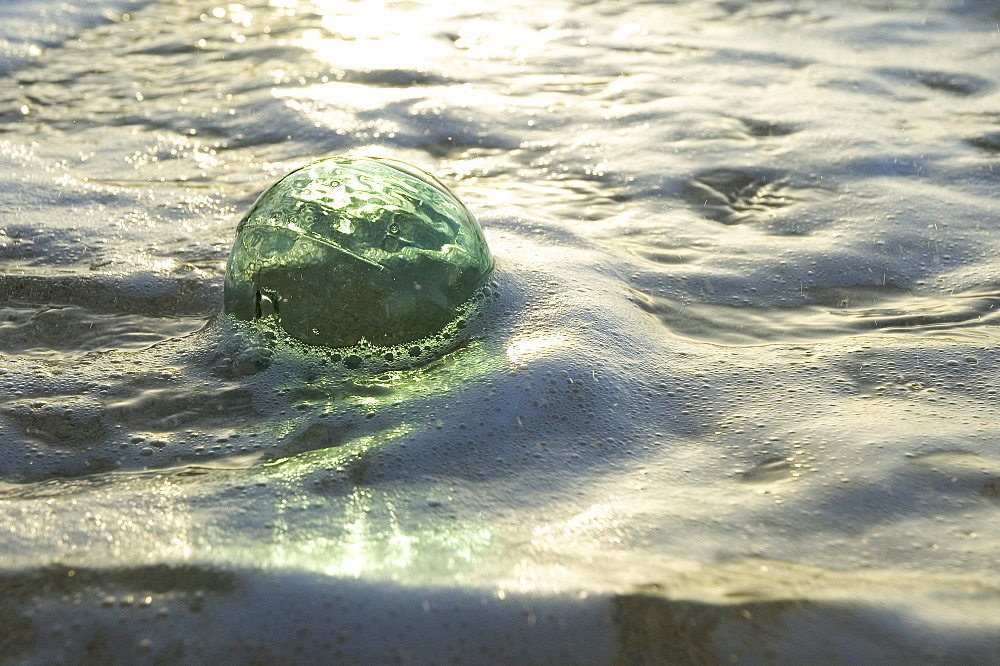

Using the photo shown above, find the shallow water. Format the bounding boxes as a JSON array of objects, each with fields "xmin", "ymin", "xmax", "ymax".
[{"xmin": 1, "ymin": 0, "xmax": 999, "ymax": 661}]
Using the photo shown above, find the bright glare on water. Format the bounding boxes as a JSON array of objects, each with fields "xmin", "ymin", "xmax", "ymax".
[{"xmin": 0, "ymin": 0, "xmax": 998, "ymax": 661}]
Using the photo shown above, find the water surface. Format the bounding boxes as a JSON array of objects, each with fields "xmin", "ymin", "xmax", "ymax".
[{"xmin": 0, "ymin": 0, "xmax": 999, "ymax": 661}]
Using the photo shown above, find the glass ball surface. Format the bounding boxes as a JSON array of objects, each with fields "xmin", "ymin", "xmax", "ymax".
[{"xmin": 224, "ymin": 156, "xmax": 493, "ymax": 348}]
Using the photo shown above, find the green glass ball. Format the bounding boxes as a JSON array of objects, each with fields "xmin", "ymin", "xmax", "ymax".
[{"xmin": 223, "ymin": 156, "xmax": 493, "ymax": 348}]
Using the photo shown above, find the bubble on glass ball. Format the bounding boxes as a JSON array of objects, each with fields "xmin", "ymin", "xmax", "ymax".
[{"xmin": 223, "ymin": 156, "xmax": 494, "ymax": 348}]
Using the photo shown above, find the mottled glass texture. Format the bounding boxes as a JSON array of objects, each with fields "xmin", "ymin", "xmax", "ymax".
[{"xmin": 224, "ymin": 156, "xmax": 493, "ymax": 347}]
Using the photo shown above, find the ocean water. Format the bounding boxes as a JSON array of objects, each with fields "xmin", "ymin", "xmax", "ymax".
[{"xmin": 0, "ymin": 0, "xmax": 999, "ymax": 661}]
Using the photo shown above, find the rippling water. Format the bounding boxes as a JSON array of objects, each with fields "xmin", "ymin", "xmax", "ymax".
[{"xmin": 1, "ymin": 0, "xmax": 999, "ymax": 661}]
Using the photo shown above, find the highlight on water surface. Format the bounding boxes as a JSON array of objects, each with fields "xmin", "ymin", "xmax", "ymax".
[{"xmin": 223, "ymin": 155, "xmax": 494, "ymax": 354}]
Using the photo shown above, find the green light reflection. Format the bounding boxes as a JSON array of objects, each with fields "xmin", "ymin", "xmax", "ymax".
[{"xmin": 237, "ymin": 427, "xmax": 494, "ymax": 584}]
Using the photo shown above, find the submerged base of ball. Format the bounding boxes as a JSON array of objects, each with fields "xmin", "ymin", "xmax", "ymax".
[{"xmin": 224, "ymin": 156, "xmax": 493, "ymax": 348}]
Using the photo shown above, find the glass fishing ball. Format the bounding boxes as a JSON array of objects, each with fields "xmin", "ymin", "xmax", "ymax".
[{"xmin": 223, "ymin": 156, "xmax": 493, "ymax": 348}]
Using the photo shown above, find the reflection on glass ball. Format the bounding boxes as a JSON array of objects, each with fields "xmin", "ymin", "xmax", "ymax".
[{"xmin": 224, "ymin": 156, "xmax": 493, "ymax": 348}]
